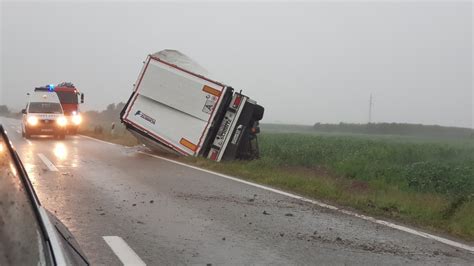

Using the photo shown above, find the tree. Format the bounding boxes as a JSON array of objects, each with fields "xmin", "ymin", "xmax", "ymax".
[{"xmin": 0, "ymin": 105, "xmax": 10, "ymax": 114}]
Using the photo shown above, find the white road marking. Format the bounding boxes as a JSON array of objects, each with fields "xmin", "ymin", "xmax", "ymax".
[
  {"xmin": 26, "ymin": 139, "xmax": 32, "ymax": 145},
  {"xmin": 83, "ymin": 135, "xmax": 474, "ymax": 253},
  {"xmin": 16, "ymin": 130, "xmax": 21, "ymax": 134},
  {"xmin": 37, "ymin": 153, "xmax": 58, "ymax": 172},
  {"xmin": 103, "ymin": 236, "xmax": 146, "ymax": 266}
]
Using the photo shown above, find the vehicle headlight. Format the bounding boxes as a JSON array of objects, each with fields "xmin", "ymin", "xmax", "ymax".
[
  {"xmin": 27, "ymin": 116, "xmax": 39, "ymax": 126},
  {"xmin": 71, "ymin": 114, "xmax": 82, "ymax": 125},
  {"xmin": 57, "ymin": 116, "xmax": 68, "ymax": 126}
]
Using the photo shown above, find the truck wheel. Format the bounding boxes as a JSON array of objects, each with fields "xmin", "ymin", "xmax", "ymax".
[
  {"xmin": 70, "ymin": 128, "xmax": 78, "ymax": 135},
  {"xmin": 252, "ymin": 104, "xmax": 265, "ymax": 121}
]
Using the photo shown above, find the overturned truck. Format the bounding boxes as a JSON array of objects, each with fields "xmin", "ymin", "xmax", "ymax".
[{"xmin": 120, "ymin": 50, "xmax": 264, "ymax": 162}]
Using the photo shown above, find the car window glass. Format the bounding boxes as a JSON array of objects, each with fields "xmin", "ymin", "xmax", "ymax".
[
  {"xmin": 28, "ymin": 102, "xmax": 62, "ymax": 114},
  {"xmin": 0, "ymin": 132, "xmax": 48, "ymax": 265}
]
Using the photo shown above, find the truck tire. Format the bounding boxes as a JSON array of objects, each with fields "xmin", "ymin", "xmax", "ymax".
[{"xmin": 252, "ymin": 104, "xmax": 265, "ymax": 121}]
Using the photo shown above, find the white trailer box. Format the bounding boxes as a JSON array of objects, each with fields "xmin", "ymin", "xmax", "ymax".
[{"xmin": 121, "ymin": 51, "xmax": 264, "ymax": 161}]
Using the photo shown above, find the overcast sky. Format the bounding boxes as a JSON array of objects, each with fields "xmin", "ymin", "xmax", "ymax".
[{"xmin": 1, "ymin": 1, "xmax": 472, "ymax": 127}]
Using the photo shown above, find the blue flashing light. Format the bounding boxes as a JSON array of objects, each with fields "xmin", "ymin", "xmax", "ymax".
[{"xmin": 48, "ymin": 84, "xmax": 55, "ymax": 91}]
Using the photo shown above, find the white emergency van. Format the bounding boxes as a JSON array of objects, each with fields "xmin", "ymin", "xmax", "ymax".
[{"xmin": 21, "ymin": 90, "xmax": 68, "ymax": 139}]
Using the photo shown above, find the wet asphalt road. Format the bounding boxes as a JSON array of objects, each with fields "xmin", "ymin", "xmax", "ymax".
[{"xmin": 1, "ymin": 117, "xmax": 473, "ymax": 265}]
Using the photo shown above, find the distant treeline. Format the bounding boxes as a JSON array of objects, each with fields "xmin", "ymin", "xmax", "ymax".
[
  {"xmin": 313, "ymin": 122, "xmax": 473, "ymax": 139},
  {"xmin": 262, "ymin": 122, "xmax": 474, "ymax": 139},
  {"xmin": 81, "ymin": 102, "xmax": 126, "ymax": 124},
  {"xmin": 0, "ymin": 105, "xmax": 21, "ymax": 118},
  {"xmin": 3, "ymin": 102, "xmax": 473, "ymax": 139},
  {"xmin": 79, "ymin": 102, "xmax": 127, "ymax": 133},
  {"xmin": 0, "ymin": 105, "xmax": 9, "ymax": 114}
]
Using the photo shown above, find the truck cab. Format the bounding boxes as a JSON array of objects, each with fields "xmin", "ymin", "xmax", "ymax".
[
  {"xmin": 21, "ymin": 91, "xmax": 68, "ymax": 139},
  {"xmin": 38, "ymin": 83, "xmax": 84, "ymax": 134}
]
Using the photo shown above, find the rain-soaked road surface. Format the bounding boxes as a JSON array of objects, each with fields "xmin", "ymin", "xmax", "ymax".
[{"xmin": 2, "ymin": 117, "xmax": 473, "ymax": 265}]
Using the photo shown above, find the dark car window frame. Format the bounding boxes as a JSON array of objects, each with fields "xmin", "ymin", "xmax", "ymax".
[
  {"xmin": 0, "ymin": 125, "xmax": 89, "ymax": 266},
  {"xmin": 0, "ymin": 125, "xmax": 54, "ymax": 265}
]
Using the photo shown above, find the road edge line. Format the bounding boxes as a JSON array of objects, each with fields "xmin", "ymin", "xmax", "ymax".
[
  {"xmin": 79, "ymin": 134, "xmax": 121, "ymax": 146},
  {"xmin": 37, "ymin": 153, "xmax": 59, "ymax": 172}
]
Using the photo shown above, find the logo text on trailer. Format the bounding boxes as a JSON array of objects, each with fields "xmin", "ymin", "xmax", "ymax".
[{"xmin": 134, "ymin": 110, "xmax": 156, "ymax": 125}]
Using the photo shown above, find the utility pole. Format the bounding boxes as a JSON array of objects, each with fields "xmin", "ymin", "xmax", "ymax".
[{"xmin": 368, "ymin": 93, "xmax": 373, "ymax": 124}]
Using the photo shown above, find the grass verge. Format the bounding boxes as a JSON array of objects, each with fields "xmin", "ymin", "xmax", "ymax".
[{"xmin": 80, "ymin": 129, "xmax": 139, "ymax": 147}]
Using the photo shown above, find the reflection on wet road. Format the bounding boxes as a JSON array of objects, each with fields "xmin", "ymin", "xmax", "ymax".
[
  {"xmin": 53, "ymin": 143, "xmax": 68, "ymax": 161},
  {"xmin": 1, "ymin": 117, "xmax": 473, "ymax": 265}
]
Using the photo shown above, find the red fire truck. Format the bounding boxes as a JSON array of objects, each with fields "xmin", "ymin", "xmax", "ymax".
[{"xmin": 36, "ymin": 82, "xmax": 85, "ymax": 134}]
